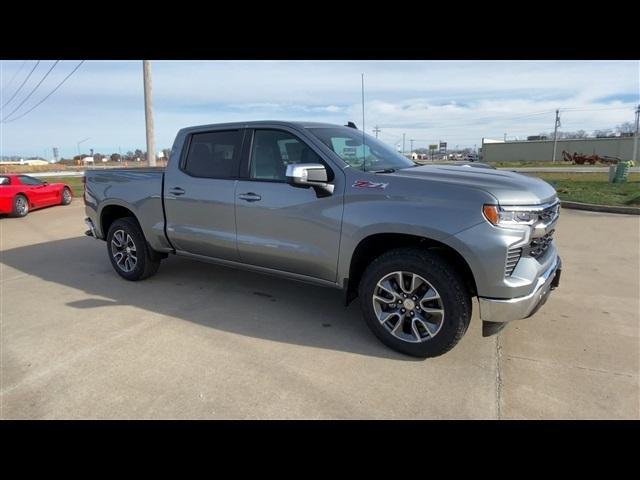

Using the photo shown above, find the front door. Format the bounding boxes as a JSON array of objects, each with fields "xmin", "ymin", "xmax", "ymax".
[
  {"xmin": 235, "ymin": 128, "xmax": 344, "ymax": 282},
  {"xmin": 17, "ymin": 175, "xmax": 53, "ymax": 207},
  {"xmin": 163, "ymin": 129, "xmax": 244, "ymax": 260}
]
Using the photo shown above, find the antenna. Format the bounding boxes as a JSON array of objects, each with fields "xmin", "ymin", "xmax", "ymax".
[{"xmin": 361, "ymin": 73, "xmax": 366, "ymax": 172}]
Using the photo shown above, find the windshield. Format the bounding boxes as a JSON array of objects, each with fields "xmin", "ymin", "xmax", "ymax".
[{"xmin": 308, "ymin": 127, "xmax": 416, "ymax": 172}]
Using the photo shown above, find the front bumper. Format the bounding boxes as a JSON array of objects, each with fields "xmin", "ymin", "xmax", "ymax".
[{"xmin": 478, "ymin": 255, "xmax": 561, "ymax": 323}]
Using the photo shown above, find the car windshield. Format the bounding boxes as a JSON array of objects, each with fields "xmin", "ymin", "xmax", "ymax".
[{"xmin": 308, "ymin": 126, "xmax": 416, "ymax": 172}]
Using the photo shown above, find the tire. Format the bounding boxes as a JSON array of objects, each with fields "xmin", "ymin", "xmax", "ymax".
[
  {"xmin": 106, "ymin": 217, "xmax": 161, "ymax": 281},
  {"xmin": 61, "ymin": 187, "xmax": 72, "ymax": 205},
  {"xmin": 358, "ymin": 248, "xmax": 472, "ymax": 358},
  {"xmin": 11, "ymin": 194, "xmax": 29, "ymax": 217}
]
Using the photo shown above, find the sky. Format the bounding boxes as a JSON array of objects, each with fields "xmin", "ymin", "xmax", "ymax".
[{"xmin": 0, "ymin": 60, "xmax": 638, "ymax": 159}]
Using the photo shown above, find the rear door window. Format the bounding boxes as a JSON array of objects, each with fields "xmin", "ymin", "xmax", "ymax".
[{"xmin": 183, "ymin": 130, "xmax": 243, "ymax": 178}]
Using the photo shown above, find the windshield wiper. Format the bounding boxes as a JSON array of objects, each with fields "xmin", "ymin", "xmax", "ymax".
[{"xmin": 371, "ymin": 168, "xmax": 396, "ymax": 173}]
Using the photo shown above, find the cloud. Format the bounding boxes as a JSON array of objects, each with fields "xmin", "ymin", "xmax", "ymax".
[{"xmin": 1, "ymin": 60, "xmax": 637, "ymax": 157}]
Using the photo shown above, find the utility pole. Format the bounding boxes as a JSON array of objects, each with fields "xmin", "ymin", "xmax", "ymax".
[
  {"xmin": 504, "ymin": 133, "xmax": 507, "ymax": 142},
  {"xmin": 552, "ymin": 109, "xmax": 561, "ymax": 163},
  {"xmin": 373, "ymin": 125, "xmax": 381, "ymax": 138},
  {"xmin": 633, "ymin": 104, "xmax": 640, "ymax": 162},
  {"xmin": 402, "ymin": 133, "xmax": 406, "ymax": 156},
  {"xmin": 410, "ymin": 139, "xmax": 414, "ymax": 154},
  {"xmin": 143, "ymin": 60, "xmax": 156, "ymax": 167}
]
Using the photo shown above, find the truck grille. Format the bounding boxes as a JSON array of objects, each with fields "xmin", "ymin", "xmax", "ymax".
[
  {"xmin": 505, "ymin": 247, "xmax": 522, "ymax": 276},
  {"xmin": 539, "ymin": 202, "xmax": 560, "ymax": 224},
  {"xmin": 528, "ymin": 230, "xmax": 555, "ymax": 258}
]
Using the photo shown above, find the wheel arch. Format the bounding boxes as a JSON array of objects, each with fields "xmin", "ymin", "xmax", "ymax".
[
  {"xmin": 99, "ymin": 203, "xmax": 139, "ymax": 238},
  {"xmin": 14, "ymin": 192, "xmax": 31, "ymax": 206},
  {"xmin": 345, "ymin": 232, "xmax": 477, "ymax": 305}
]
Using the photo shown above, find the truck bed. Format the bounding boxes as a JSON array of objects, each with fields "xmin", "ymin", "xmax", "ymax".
[{"xmin": 84, "ymin": 168, "xmax": 170, "ymax": 251}]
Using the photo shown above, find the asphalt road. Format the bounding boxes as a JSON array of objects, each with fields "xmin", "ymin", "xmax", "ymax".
[{"xmin": 1, "ymin": 202, "xmax": 638, "ymax": 419}]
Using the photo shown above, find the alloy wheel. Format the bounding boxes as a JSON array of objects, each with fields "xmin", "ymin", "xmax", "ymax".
[
  {"xmin": 372, "ymin": 271, "xmax": 445, "ymax": 343},
  {"xmin": 110, "ymin": 229, "xmax": 138, "ymax": 273}
]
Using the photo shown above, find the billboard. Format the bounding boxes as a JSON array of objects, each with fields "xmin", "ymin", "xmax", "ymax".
[{"xmin": 439, "ymin": 142, "xmax": 447, "ymax": 154}]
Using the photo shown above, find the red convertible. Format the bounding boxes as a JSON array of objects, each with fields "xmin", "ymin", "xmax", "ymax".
[{"xmin": 0, "ymin": 174, "xmax": 73, "ymax": 217}]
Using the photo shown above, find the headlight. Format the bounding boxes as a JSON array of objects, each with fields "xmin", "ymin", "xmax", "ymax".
[{"xmin": 483, "ymin": 205, "xmax": 539, "ymax": 227}]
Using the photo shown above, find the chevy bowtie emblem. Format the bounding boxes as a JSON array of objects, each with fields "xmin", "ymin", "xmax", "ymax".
[{"xmin": 352, "ymin": 180, "xmax": 388, "ymax": 189}]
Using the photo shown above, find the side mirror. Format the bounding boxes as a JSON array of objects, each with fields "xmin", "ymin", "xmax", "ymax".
[{"xmin": 286, "ymin": 163, "xmax": 334, "ymax": 195}]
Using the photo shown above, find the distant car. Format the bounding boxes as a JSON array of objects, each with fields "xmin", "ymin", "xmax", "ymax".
[
  {"xmin": 0, "ymin": 174, "xmax": 73, "ymax": 217},
  {"xmin": 463, "ymin": 154, "xmax": 479, "ymax": 162}
]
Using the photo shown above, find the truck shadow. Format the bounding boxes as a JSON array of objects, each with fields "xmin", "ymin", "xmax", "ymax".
[{"xmin": 1, "ymin": 236, "xmax": 416, "ymax": 360}]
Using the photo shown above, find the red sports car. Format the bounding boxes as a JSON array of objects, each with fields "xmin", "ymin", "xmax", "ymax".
[{"xmin": 0, "ymin": 174, "xmax": 73, "ymax": 217}]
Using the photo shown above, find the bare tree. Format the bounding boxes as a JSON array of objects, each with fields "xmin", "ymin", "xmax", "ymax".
[
  {"xmin": 574, "ymin": 130, "xmax": 588, "ymax": 138},
  {"xmin": 594, "ymin": 129, "xmax": 614, "ymax": 138},
  {"xmin": 616, "ymin": 122, "xmax": 635, "ymax": 135}
]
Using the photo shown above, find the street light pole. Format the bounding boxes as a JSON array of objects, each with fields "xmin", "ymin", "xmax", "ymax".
[
  {"xmin": 77, "ymin": 137, "xmax": 90, "ymax": 156},
  {"xmin": 143, "ymin": 60, "xmax": 156, "ymax": 167},
  {"xmin": 633, "ymin": 104, "xmax": 639, "ymax": 162}
]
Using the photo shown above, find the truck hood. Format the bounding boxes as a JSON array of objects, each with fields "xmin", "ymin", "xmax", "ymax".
[{"xmin": 393, "ymin": 165, "xmax": 558, "ymax": 205}]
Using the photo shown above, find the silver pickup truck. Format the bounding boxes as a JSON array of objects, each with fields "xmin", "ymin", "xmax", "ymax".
[{"xmin": 84, "ymin": 121, "xmax": 561, "ymax": 358}]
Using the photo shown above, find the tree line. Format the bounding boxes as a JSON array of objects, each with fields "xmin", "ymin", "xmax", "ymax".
[
  {"xmin": 57, "ymin": 148, "xmax": 172, "ymax": 165},
  {"xmin": 539, "ymin": 122, "xmax": 636, "ymax": 140}
]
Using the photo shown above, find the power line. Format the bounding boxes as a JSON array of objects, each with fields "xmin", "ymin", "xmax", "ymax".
[
  {"xmin": 2, "ymin": 61, "xmax": 84, "ymax": 124},
  {"xmin": 2, "ymin": 61, "xmax": 59, "ymax": 122},
  {"xmin": 1, "ymin": 60, "xmax": 40, "ymax": 110},
  {"xmin": 1, "ymin": 60, "xmax": 27, "ymax": 93}
]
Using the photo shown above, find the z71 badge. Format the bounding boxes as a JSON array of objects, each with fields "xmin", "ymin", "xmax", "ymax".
[{"xmin": 352, "ymin": 180, "xmax": 389, "ymax": 189}]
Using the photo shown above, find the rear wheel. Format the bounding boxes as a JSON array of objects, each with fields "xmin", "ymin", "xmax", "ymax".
[
  {"xmin": 359, "ymin": 248, "xmax": 472, "ymax": 358},
  {"xmin": 106, "ymin": 217, "xmax": 161, "ymax": 281},
  {"xmin": 61, "ymin": 187, "xmax": 72, "ymax": 205},
  {"xmin": 11, "ymin": 194, "xmax": 29, "ymax": 217}
]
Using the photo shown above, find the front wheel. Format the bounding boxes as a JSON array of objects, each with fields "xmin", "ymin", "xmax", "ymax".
[
  {"xmin": 359, "ymin": 248, "xmax": 472, "ymax": 358},
  {"xmin": 106, "ymin": 217, "xmax": 161, "ymax": 281}
]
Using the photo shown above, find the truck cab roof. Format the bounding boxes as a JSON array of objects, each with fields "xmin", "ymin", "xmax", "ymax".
[{"xmin": 178, "ymin": 120, "xmax": 350, "ymax": 135}]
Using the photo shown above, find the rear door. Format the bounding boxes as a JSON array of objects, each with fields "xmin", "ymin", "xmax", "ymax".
[
  {"xmin": 163, "ymin": 128, "xmax": 244, "ymax": 260},
  {"xmin": 234, "ymin": 127, "xmax": 344, "ymax": 282}
]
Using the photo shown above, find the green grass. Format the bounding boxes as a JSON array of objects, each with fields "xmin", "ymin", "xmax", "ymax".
[
  {"xmin": 527, "ymin": 172, "xmax": 640, "ymax": 207},
  {"xmin": 489, "ymin": 161, "xmax": 596, "ymax": 168},
  {"xmin": 45, "ymin": 176, "xmax": 84, "ymax": 197}
]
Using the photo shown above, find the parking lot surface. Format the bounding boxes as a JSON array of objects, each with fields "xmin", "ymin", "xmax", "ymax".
[{"xmin": 1, "ymin": 202, "xmax": 638, "ymax": 419}]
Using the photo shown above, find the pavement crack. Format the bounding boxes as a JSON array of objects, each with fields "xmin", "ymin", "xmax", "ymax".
[
  {"xmin": 495, "ymin": 334, "xmax": 503, "ymax": 420},
  {"xmin": 504, "ymin": 354, "xmax": 636, "ymax": 378}
]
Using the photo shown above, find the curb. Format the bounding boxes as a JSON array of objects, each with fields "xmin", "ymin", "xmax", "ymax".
[{"xmin": 561, "ymin": 201, "xmax": 640, "ymax": 215}]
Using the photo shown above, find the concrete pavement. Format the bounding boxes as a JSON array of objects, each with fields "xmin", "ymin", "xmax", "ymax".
[{"xmin": 1, "ymin": 202, "xmax": 638, "ymax": 419}]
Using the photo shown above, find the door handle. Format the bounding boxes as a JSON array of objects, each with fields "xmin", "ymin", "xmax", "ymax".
[
  {"xmin": 238, "ymin": 192, "xmax": 262, "ymax": 202},
  {"xmin": 169, "ymin": 187, "xmax": 185, "ymax": 196}
]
